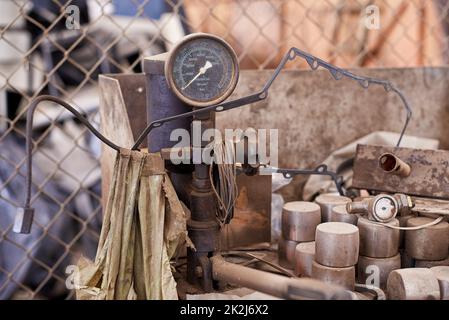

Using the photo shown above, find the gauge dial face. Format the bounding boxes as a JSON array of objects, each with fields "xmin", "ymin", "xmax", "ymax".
[
  {"xmin": 166, "ymin": 34, "xmax": 239, "ymax": 107},
  {"xmin": 374, "ymin": 197, "xmax": 397, "ymax": 220}
]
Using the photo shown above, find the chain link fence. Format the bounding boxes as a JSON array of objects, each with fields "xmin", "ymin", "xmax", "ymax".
[{"xmin": 0, "ymin": 0, "xmax": 448, "ymax": 300}]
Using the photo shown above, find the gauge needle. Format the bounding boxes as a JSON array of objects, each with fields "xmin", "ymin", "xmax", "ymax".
[{"xmin": 182, "ymin": 60, "xmax": 213, "ymax": 90}]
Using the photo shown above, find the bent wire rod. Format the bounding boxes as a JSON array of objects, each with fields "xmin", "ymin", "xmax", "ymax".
[
  {"xmin": 17, "ymin": 47, "xmax": 413, "ymax": 233},
  {"xmin": 132, "ymin": 46, "xmax": 413, "ymax": 149}
]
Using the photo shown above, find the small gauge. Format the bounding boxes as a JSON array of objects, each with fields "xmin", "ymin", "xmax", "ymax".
[
  {"xmin": 372, "ymin": 195, "xmax": 398, "ymax": 222},
  {"xmin": 165, "ymin": 33, "xmax": 239, "ymax": 107}
]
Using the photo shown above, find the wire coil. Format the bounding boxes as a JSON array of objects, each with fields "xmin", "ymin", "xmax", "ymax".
[{"xmin": 208, "ymin": 139, "xmax": 239, "ymax": 226}]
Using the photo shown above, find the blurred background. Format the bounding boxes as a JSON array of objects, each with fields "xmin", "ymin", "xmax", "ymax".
[{"xmin": 0, "ymin": 0, "xmax": 448, "ymax": 299}]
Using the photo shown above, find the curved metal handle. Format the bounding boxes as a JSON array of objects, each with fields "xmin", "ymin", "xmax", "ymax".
[{"xmin": 14, "ymin": 95, "xmax": 121, "ymax": 234}]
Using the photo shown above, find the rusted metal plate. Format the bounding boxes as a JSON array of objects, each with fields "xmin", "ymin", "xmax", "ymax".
[
  {"xmin": 352, "ymin": 144, "xmax": 449, "ymax": 199},
  {"xmin": 216, "ymin": 67, "xmax": 449, "ymax": 201},
  {"xmin": 220, "ymin": 173, "xmax": 271, "ymax": 249}
]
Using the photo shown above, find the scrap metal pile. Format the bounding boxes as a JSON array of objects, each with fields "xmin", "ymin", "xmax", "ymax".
[
  {"xmin": 278, "ymin": 144, "xmax": 449, "ymax": 300},
  {"xmin": 14, "ymin": 33, "xmax": 449, "ymax": 300}
]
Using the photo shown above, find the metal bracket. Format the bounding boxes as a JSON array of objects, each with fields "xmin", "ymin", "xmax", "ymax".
[
  {"xmin": 132, "ymin": 47, "xmax": 413, "ymax": 149},
  {"xmin": 17, "ymin": 44, "xmax": 412, "ymax": 233}
]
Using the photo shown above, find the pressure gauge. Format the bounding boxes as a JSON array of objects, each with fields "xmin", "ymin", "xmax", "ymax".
[
  {"xmin": 165, "ymin": 33, "xmax": 239, "ymax": 107},
  {"xmin": 370, "ymin": 195, "xmax": 398, "ymax": 223}
]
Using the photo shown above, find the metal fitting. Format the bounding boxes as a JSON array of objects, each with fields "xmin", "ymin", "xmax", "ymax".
[
  {"xmin": 347, "ymin": 194, "xmax": 406, "ymax": 223},
  {"xmin": 13, "ymin": 207, "xmax": 34, "ymax": 234},
  {"xmin": 378, "ymin": 153, "xmax": 411, "ymax": 177}
]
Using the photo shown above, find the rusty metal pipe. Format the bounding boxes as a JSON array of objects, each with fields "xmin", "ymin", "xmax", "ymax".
[
  {"xmin": 210, "ymin": 255, "xmax": 354, "ymax": 300},
  {"xmin": 378, "ymin": 153, "xmax": 411, "ymax": 177},
  {"xmin": 346, "ymin": 200, "xmax": 369, "ymax": 214}
]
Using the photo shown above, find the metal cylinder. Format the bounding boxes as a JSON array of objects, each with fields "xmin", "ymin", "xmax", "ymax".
[
  {"xmin": 405, "ymin": 217, "xmax": 449, "ymax": 260},
  {"xmin": 430, "ymin": 266, "xmax": 449, "ymax": 300},
  {"xmin": 315, "ymin": 222, "xmax": 359, "ymax": 268},
  {"xmin": 397, "ymin": 214, "xmax": 415, "ymax": 248},
  {"xmin": 358, "ymin": 217, "xmax": 400, "ymax": 258},
  {"xmin": 278, "ymin": 237, "xmax": 298, "ymax": 269},
  {"xmin": 378, "ymin": 153, "xmax": 411, "ymax": 177},
  {"xmin": 415, "ymin": 256, "xmax": 449, "ymax": 268},
  {"xmin": 281, "ymin": 201, "xmax": 321, "ymax": 242},
  {"xmin": 346, "ymin": 200, "xmax": 369, "ymax": 214},
  {"xmin": 311, "ymin": 261, "xmax": 355, "ymax": 291},
  {"xmin": 400, "ymin": 249, "xmax": 415, "ymax": 268},
  {"xmin": 387, "ymin": 268, "xmax": 441, "ymax": 300},
  {"xmin": 294, "ymin": 241, "xmax": 315, "ymax": 277},
  {"xmin": 330, "ymin": 205, "xmax": 358, "ymax": 225},
  {"xmin": 357, "ymin": 254, "xmax": 401, "ymax": 289},
  {"xmin": 211, "ymin": 255, "xmax": 354, "ymax": 300},
  {"xmin": 419, "ymin": 211, "xmax": 449, "ymax": 222},
  {"xmin": 315, "ymin": 194, "xmax": 351, "ymax": 223}
]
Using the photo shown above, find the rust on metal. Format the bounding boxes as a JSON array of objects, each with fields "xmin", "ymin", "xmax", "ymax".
[
  {"xmin": 379, "ymin": 153, "xmax": 411, "ymax": 177},
  {"xmin": 353, "ymin": 144, "xmax": 449, "ymax": 199}
]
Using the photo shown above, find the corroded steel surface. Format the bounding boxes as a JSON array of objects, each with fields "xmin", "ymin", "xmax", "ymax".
[
  {"xmin": 353, "ymin": 144, "xmax": 449, "ymax": 199},
  {"xmin": 216, "ymin": 67, "xmax": 449, "ymax": 201}
]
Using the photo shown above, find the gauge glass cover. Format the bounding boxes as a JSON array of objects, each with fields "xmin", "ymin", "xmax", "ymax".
[{"xmin": 167, "ymin": 35, "xmax": 238, "ymax": 106}]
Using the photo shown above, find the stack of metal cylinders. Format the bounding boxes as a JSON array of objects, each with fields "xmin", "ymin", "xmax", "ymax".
[
  {"xmin": 386, "ymin": 215, "xmax": 449, "ymax": 300},
  {"xmin": 312, "ymin": 222, "xmax": 359, "ymax": 290},
  {"xmin": 357, "ymin": 217, "xmax": 401, "ymax": 289},
  {"xmin": 278, "ymin": 201, "xmax": 321, "ymax": 271},
  {"xmin": 430, "ymin": 266, "xmax": 449, "ymax": 300},
  {"xmin": 315, "ymin": 193, "xmax": 352, "ymax": 223},
  {"xmin": 330, "ymin": 204, "xmax": 358, "ymax": 225},
  {"xmin": 405, "ymin": 217, "xmax": 449, "ymax": 268},
  {"xmin": 397, "ymin": 213, "xmax": 416, "ymax": 268}
]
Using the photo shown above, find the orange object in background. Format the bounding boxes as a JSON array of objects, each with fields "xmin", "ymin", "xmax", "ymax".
[{"xmin": 184, "ymin": 0, "xmax": 445, "ymax": 69}]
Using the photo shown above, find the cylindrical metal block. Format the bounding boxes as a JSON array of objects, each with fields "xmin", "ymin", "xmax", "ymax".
[
  {"xmin": 294, "ymin": 241, "xmax": 315, "ymax": 277},
  {"xmin": 430, "ymin": 266, "xmax": 449, "ymax": 300},
  {"xmin": 315, "ymin": 222, "xmax": 359, "ymax": 267},
  {"xmin": 358, "ymin": 217, "xmax": 400, "ymax": 258},
  {"xmin": 387, "ymin": 268, "xmax": 441, "ymax": 300},
  {"xmin": 397, "ymin": 214, "xmax": 415, "ymax": 248},
  {"xmin": 405, "ymin": 217, "xmax": 449, "ymax": 261},
  {"xmin": 419, "ymin": 212, "xmax": 449, "ymax": 222},
  {"xmin": 415, "ymin": 256, "xmax": 449, "ymax": 268},
  {"xmin": 281, "ymin": 201, "xmax": 321, "ymax": 242},
  {"xmin": 278, "ymin": 237, "xmax": 298, "ymax": 269},
  {"xmin": 399, "ymin": 249, "xmax": 415, "ymax": 268},
  {"xmin": 330, "ymin": 205, "xmax": 358, "ymax": 225},
  {"xmin": 315, "ymin": 194, "xmax": 351, "ymax": 223},
  {"xmin": 357, "ymin": 254, "xmax": 401, "ymax": 289},
  {"xmin": 311, "ymin": 261, "xmax": 355, "ymax": 290}
]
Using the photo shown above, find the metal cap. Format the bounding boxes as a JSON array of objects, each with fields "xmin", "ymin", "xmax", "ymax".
[{"xmin": 13, "ymin": 207, "xmax": 34, "ymax": 234}]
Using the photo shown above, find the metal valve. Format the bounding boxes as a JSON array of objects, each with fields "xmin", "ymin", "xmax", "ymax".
[{"xmin": 346, "ymin": 193, "xmax": 413, "ymax": 223}]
